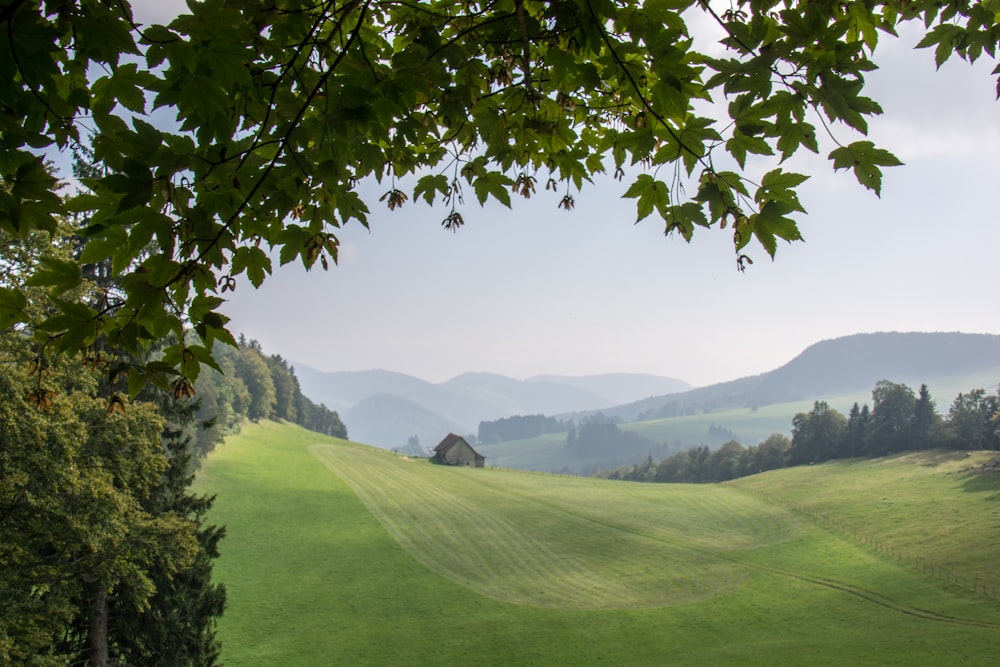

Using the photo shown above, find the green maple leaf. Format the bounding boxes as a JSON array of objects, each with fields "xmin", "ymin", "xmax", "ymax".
[
  {"xmin": 623, "ymin": 174, "xmax": 669, "ymax": 222},
  {"xmin": 829, "ymin": 141, "xmax": 903, "ymax": 196}
]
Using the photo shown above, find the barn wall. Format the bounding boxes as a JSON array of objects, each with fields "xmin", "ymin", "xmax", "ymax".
[{"xmin": 446, "ymin": 441, "xmax": 477, "ymax": 466}]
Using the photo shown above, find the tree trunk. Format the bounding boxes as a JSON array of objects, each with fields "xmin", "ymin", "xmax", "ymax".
[{"xmin": 87, "ymin": 585, "xmax": 109, "ymax": 667}]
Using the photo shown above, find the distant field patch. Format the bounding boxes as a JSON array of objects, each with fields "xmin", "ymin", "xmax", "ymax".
[{"xmin": 311, "ymin": 443, "xmax": 798, "ymax": 609}]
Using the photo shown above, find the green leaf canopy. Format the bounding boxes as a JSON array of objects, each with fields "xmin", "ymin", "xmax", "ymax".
[{"xmin": 1, "ymin": 0, "xmax": 995, "ymax": 382}]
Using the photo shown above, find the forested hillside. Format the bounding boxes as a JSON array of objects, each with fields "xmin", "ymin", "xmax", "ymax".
[
  {"xmin": 198, "ymin": 337, "xmax": 347, "ymax": 449},
  {"xmin": 0, "ymin": 318, "xmax": 345, "ymax": 666}
]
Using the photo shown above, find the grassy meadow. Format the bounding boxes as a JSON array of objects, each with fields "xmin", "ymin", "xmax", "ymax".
[
  {"xmin": 730, "ymin": 450, "xmax": 1000, "ymax": 594},
  {"xmin": 195, "ymin": 421, "xmax": 1000, "ymax": 666}
]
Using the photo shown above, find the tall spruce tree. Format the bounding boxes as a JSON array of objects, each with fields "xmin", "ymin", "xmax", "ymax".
[
  {"xmin": 845, "ymin": 402, "xmax": 871, "ymax": 457},
  {"xmin": 911, "ymin": 384, "xmax": 939, "ymax": 450}
]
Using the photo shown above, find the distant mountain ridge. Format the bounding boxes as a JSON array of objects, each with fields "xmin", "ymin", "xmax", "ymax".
[
  {"xmin": 574, "ymin": 332, "xmax": 1000, "ymax": 423},
  {"xmin": 527, "ymin": 373, "xmax": 690, "ymax": 406},
  {"xmin": 343, "ymin": 394, "xmax": 471, "ymax": 448},
  {"xmin": 291, "ymin": 365, "xmax": 690, "ymax": 449}
]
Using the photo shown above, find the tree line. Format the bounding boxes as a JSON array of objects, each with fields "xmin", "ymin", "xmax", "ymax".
[
  {"xmin": 596, "ymin": 379, "xmax": 1000, "ymax": 484},
  {"xmin": 478, "ymin": 413, "xmax": 573, "ymax": 444},
  {"xmin": 200, "ymin": 336, "xmax": 348, "ymax": 449}
]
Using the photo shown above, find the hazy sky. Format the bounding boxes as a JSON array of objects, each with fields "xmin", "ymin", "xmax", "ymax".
[{"xmin": 136, "ymin": 6, "xmax": 1000, "ymax": 387}]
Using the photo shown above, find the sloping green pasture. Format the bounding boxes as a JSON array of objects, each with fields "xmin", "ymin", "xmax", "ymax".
[
  {"xmin": 196, "ymin": 421, "xmax": 1000, "ymax": 666},
  {"xmin": 731, "ymin": 449, "xmax": 1000, "ymax": 594}
]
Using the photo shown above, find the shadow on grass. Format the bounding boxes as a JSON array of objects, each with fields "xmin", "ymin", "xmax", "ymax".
[
  {"xmin": 915, "ymin": 450, "xmax": 979, "ymax": 467},
  {"xmin": 960, "ymin": 460, "xmax": 1000, "ymax": 499}
]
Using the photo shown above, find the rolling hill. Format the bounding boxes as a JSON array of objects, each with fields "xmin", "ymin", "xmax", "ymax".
[
  {"xmin": 194, "ymin": 421, "xmax": 1000, "ymax": 666},
  {"xmin": 577, "ymin": 331, "xmax": 1000, "ymax": 423},
  {"xmin": 343, "ymin": 394, "xmax": 469, "ymax": 448}
]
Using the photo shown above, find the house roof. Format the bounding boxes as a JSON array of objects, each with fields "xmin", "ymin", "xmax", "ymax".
[
  {"xmin": 434, "ymin": 433, "xmax": 468, "ymax": 454},
  {"xmin": 433, "ymin": 433, "xmax": 484, "ymax": 459}
]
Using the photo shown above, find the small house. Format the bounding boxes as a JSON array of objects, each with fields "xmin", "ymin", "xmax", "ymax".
[{"xmin": 431, "ymin": 433, "xmax": 485, "ymax": 468}]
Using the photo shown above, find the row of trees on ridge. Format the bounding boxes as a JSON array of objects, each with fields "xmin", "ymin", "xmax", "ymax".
[
  {"xmin": 598, "ymin": 380, "xmax": 1000, "ymax": 483},
  {"xmin": 478, "ymin": 413, "xmax": 574, "ymax": 443}
]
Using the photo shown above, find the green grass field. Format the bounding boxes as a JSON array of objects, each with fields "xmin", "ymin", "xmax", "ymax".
[
  {"xmin": 195, "ymin": 421, "xmax": 1000, "ymax": 666},
  {"xmin": 730, "ymin": 450, "xmax": 1000, "ymax": 594}
]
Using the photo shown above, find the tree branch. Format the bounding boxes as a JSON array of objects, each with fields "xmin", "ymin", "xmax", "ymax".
[
  {"xmin": 584, "ymin": 0, "xmax": 707, "ymax": 166},
  {"xmin": 170, "ymin": 0, "xmax": 373, "ymax": 288}
]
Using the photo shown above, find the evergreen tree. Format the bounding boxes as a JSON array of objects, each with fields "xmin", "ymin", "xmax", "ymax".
[
  {"xmin": 234, "ymin": 346, "xmax": 277, "ymax": 422},
  {"xmin": 266, "ymin": 354, "xmax": 299, "ymax": 422},
  {"xmin": 107, "ymin": 432, "xmax": 225, "ymax": 667},
  {"xmin": 845, "ymin": 402, "xmax": 871, "ymax": 457},
  {"xmin": 911, "ymin": 384, "xmax": 940, "ymax": 450},
  {"xmin": 103, "ymin": 384, "xmax": 227, "ymax": 666}
]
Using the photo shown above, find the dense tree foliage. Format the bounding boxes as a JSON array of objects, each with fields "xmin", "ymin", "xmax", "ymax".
[
  {"xmin": 946, "ymin": 389, "xmax": 1000, "ymax": 451},
  {"xmin": 0, "ymin": 221, "xmax": 227, "ymax": 666},
  {"xmin": 0, "ymin": 360, "xmax": 220, "ymax": 666},
  {"xmin": 2, "ymin": 0, "xmax": 998, "ymax": 385},
  {"xmin": 0, "ymin": 223, "xmax": 340, "ymax": 664},
  {"xmin": 844, "ymin": 401, "xmax": 871, "ymax": 456},
  {"xmin": 867, "ymin": 379, "xmax": 918, "ymax": 455},
  {"xmin": 790, "ymin": 400, "xmax": 848, "ymax": 463},
  {"xmin": 0, "ymin": 338, "xmax": 340, "ymax": 665},
  {"xmin": 612, "ymin": 433, "xmax": 789, "ymax": 483},
  {"xmin": 202, "ymin": 337, "xmax": 349, "ymax": 438}
]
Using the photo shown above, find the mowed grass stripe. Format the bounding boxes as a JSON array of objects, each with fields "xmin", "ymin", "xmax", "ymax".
[
  {"xmin": 469, "ymin": 467, "xmax": 801, "ymax": 551},
  {"xmin": 311, "ymin": 444, "xmax": 750, "ymax": 608},
  {"xmin": 311, "ymin": 442, "xmax": 999, "ymax": 625},
  {"xmin": 310, "ymin": 447, "xmax": 599, "ymax": 603},
  {"xmin": 311, "ymin": 444, "xmax": 686, "ymax": 608}
]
